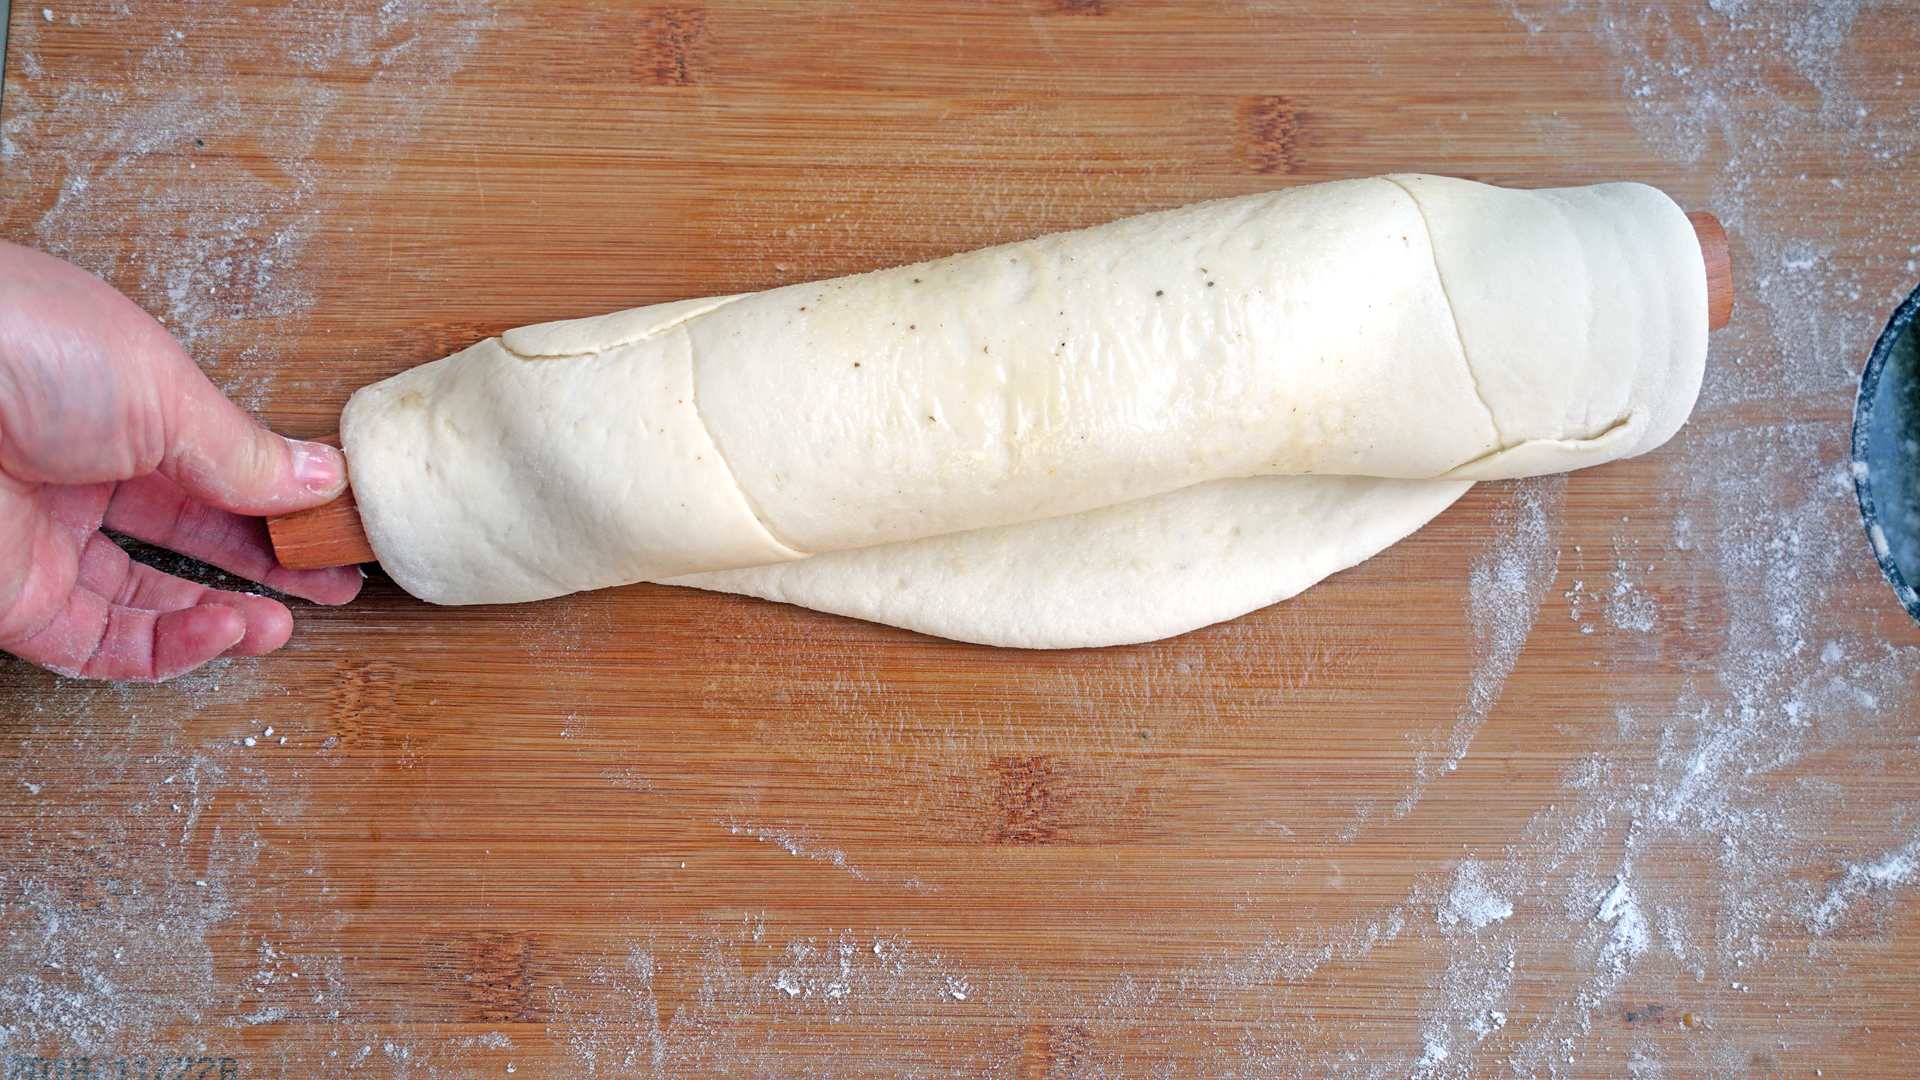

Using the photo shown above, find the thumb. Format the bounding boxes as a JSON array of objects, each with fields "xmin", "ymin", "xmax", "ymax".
[
  {"xmin": 0, "ymin": 240, "xmax": 349, "ymax": 517},
  {"xmin": 162, "ymin": 375, "xmax": 348, "ymax": 516}
]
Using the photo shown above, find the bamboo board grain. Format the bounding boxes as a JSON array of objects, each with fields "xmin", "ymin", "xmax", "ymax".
[{"xmin": 4, "ymin": 3, "xmax": 1920, "ymax": 1079}]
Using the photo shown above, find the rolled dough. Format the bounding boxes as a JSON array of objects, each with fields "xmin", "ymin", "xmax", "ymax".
[{"xmin": 339, "ymin": 174, "xmax": 1707, "ymax": 647}]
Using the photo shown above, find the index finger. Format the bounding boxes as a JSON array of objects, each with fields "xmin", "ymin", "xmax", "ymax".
[{"xmin": 105, "ymin": 473, "xmax": 363, "ymax": 605}]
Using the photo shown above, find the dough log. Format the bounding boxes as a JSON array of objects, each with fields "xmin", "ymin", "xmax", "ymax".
[{"xmin": 339, "ymin": 174, "xmax": 1709, "ymax": 647}]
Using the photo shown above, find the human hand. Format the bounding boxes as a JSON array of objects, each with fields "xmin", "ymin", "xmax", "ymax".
[{"xmin": 0, "ymin": 241, "xmax": 363, "ymax": 681}]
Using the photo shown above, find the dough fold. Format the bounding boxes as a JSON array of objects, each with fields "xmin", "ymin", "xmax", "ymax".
[
  {"xmin": 661, "ymin": 474, "xmax": 1473, "ymax": 649},
  {"xmin": 1386, "ymin": 176, "xmax": 1706, "ymax": 479},
  {"xmin": 340, "ymin": 326, "xmax": 804, "ymax": 605},
  {"xmin": 339, "ymin": 174, "xmax": 1707, "ymax": 645}
]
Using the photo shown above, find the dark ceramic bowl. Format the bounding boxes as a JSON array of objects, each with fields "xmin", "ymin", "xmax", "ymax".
[{"xmin": 1853, "ymin": 280, "xmax": 1920, "ymax": 625}]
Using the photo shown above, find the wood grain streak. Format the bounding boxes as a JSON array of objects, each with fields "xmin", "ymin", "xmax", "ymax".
[
  {"xmin": 993, "ymin": 755, "xmax": 1067, "ymax": 845},
  {"xmin": 1236, "ymin": 95, "xmax": 1302, "ymax": 174}
]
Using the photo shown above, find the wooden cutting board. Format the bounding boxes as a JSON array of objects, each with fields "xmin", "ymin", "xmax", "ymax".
[{"xmin": 4, "ymin": 3, "xmax": 1919, "ymax": 1077}]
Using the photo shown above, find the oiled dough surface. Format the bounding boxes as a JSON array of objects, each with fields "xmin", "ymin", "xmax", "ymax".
[
  {"xmin": 339, "ymin": 174, "xmax": 1706, "ymax": 647},
  {"xmin": 691, "ymin": 177, "xmax": 1496, "ymax": 552}
]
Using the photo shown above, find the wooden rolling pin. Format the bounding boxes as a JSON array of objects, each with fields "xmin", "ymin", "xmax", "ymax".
[
  {"xmin": 267, "ymin": 432, "xmax": 373, "ymax": 569},
  {"xmin": 266, "ymin": 212, "xmax": 1735, "ymax": 572}
]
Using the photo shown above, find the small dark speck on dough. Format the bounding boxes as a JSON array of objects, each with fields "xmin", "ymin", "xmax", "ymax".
[
  {"xmin": 854, "ymin": 362, "xmax": 861, "ymax": 367},
  {"xmin": 1155, "ymin": 289, "xmax": 1164, "ymax": 296}
]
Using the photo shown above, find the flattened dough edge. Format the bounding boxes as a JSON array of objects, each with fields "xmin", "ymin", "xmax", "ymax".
[{"xmin": 660, "ymin": 474, "xmax": 1474, "ymax": 649}]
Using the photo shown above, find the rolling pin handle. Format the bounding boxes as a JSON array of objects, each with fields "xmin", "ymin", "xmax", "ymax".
[
  {"xmin": 266, "ymin": 433, "xmax": 377, "ymax": 571},
  {"xmin": 1689, "ymin": 211, "xmax": 1734, "ymax": 331}
]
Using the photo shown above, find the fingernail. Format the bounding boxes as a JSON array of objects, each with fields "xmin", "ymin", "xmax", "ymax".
[{"xmin": 291, "ymin": 441, "xmax": 345, "ymax": 495}]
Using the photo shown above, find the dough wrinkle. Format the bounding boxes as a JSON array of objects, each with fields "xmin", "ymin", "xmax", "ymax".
[{"xmin": 1382, "ymin": 174, "xmax": 1509, "ymax": 447}]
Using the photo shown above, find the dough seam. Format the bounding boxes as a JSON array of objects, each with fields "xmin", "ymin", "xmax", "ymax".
[
  {"xmin": 496, "ymin": 294, "xmax": 748, "ymax": 360},
  {"xmin": 498, "ymin": 296, "xmax": 817, "ymax": 557},
  {"xmin": 1383, "ymin": 174, "xmax": 1510, "ymax": 450},
  {"xmin": 684, "ymin": 335, "xmax": 815, "ymax": 556}
]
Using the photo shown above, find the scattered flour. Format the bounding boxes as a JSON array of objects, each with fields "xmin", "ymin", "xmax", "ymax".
[
  {"xmin": 1806, "ymin": 841, "xmax": 1920, "ymax": 934},
  {"xmin": 1595, "ymin": 873, "xmax": 1653, "ymax": 972},
  {"xmin": 1605, "ymin": 566, "xmax": 1659, "ymax": 633},
  {"xmin": 1390, "ymin": 475, "xmax": 1563, "ymax": 822},
  {"xmin": 2, "ymin": 3, "xmax": 500, "ymax": 1073},
  {"xmin": 1438, "ymin": 859, "xmax": 1515, "ymax": 931},
  {"xmin": 725, "ymin": 822, "xmax": 868, "ymax": 883},
  {"xmin": 1, "ymin": 0, "xmax": 495, "ymax": 412},
  {"xmin": 3, "ymin": 1, "xmax": 1917, "ymax": 1078}
]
